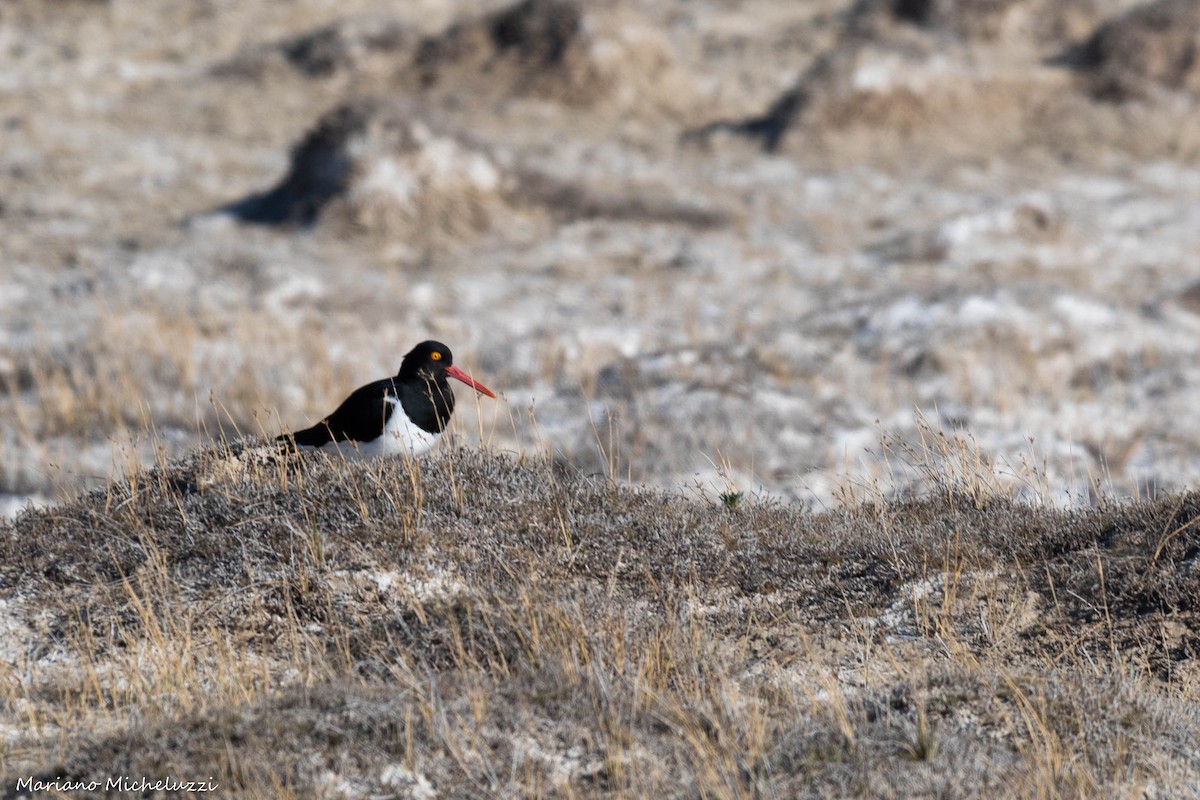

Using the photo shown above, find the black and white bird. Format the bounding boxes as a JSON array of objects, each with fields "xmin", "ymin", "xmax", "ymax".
[{"xmin": 278, "ymin": 340, "xmax": 496, "ymax": 459}]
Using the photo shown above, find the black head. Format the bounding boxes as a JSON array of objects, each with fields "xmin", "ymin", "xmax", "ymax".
[
  {"xmin": 398, "ymin": 340, "xmax": 496, "ymax": 397},
  {"xmin": 399, "ymin": 340, "xmax": 454, "ymax": 378}
]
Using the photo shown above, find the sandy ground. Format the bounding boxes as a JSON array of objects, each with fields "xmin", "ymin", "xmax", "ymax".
[{"xmin": 4, "ymin": 0, "xmax": 1200, "ymax": 514}]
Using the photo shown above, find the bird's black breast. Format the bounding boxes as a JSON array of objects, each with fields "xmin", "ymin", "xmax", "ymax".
[{"xmin": 397, "ymin": 375, "xmax": 455, "ymax": 434}]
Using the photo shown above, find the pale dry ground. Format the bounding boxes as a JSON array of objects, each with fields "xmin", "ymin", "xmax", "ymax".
[{"xmin": 4, "ymin": 0, "xmax": 1200, "ymax": 516}]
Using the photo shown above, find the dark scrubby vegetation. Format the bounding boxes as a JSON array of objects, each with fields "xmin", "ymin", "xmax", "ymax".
[{"xmin": 4, "ymin": 445, "xmax": 1200, "ymax": 796}]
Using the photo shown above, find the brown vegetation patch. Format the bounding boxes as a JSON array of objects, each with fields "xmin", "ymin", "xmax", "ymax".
[
  {"xmin": 513, "ymin": 169, "xmax": 733, "ymax": 229},
  {"xmin": 216, "ymin": 15, "xmax": 416, "ymax": 81},
  {"xmin": 410, "ymin": 0, "xmax": 694, "ymax": 116},
  {"xmin": 1176, "ymin": 280, "xmax": 1200, "ymax": 316},
  {"xmin": 870, "ymin": 0, "xmax": 1031, "ymax": 41},
  {"xmin": 412, "ymin": 0, "xmax": 605, "ymax": 106}
]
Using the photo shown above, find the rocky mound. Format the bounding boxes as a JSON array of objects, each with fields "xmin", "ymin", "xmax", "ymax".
[
  {"xmin": 226, "ymin": 98, "xmax": 511, "ymax": 249},
  {"xmin": 1070, "ymin": 0, "xmax": 1200, "ymax": 101}
]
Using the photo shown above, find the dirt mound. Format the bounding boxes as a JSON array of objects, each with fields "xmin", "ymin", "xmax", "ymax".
[
  {"xmin": 226, "ymin": 98, "xmax": 511, "ymax": 249},
  {"xmin": 411, "ymin": 0, "xmax": 694, "ymax": 116},
  {"xmin": 699, "ymin": 35, "xmax": 1053, "ymax": 161},
  {"xmin": 413, "ymin": 0, "xmax": 598, "ymax": 103},
  {"xmin": 1071, "ymin": 0, "xmax": 1200, "ymax": 101}
]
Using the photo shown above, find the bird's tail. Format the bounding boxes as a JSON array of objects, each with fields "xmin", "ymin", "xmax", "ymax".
[{"xmin": 277, "ymin": 424, "xmax": 333, "ymax": 451}]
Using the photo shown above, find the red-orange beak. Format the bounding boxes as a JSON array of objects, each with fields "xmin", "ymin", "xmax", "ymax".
[{"xmin": 446, "ymin": 364, "xmax": 496, "ymax": 398}]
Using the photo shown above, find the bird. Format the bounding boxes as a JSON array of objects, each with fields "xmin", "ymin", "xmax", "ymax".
[{"xmin": 277, "ymin": 340, "xmax": 496, "ymax": 459}]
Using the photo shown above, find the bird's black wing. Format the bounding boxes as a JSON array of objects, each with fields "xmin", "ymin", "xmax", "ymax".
[{"xmin": 284, "ymin": 378, "xmax": 397, "ymax": 446}]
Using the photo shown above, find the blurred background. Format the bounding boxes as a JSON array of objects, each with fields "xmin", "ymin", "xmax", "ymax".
[{"xmin": 3, "ymin": 0, "xmax": 1200, "ymax": 516}]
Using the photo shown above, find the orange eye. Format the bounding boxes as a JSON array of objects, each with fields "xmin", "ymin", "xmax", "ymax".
[{"xmin": 431, "ymin": 352, "xmax": 443, "ymax": 361}]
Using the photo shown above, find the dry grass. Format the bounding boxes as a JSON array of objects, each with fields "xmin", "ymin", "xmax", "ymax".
[
  {"xmin": 0, "ymin": 301, "xmax": 365, "ymax": 499},
  {"xmin": 3, "ymin": 433, "xmax": 1200, "ymax": 797}
]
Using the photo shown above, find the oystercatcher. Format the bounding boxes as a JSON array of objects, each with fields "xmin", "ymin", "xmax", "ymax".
[{"xmin": 278, "ymin": 340, "xmax": 496, "ymax": 459}]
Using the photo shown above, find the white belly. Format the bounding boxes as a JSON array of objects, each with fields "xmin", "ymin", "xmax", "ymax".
[{"xmin": 309, "ymin": 398, "xmax": 441, "ymax": 459}]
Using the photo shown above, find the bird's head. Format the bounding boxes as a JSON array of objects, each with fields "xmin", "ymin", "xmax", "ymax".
[{"xmin": 401, "ymin": 340, "xmax": 496, "ymax": 398}]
